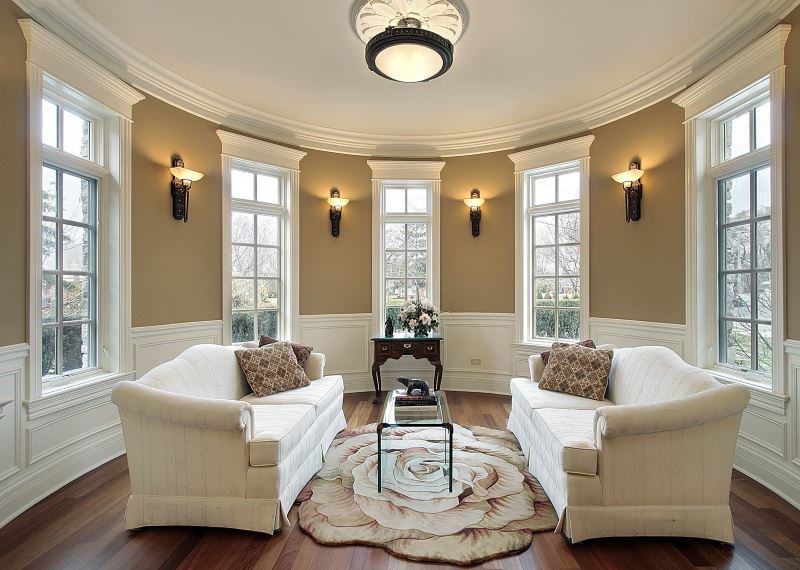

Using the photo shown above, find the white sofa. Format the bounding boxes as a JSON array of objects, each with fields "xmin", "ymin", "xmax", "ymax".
[
  {"xmin": 111, "ymin": 344, "xmax": 346, "ymax": 534},
  {"xmin": 507, "ymin": 346, "xmax": 750, "ymax": 544}
]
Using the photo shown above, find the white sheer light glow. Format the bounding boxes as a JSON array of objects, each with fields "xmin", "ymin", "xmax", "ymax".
[{"xmin": 374, "ymin": 43, "xmax": 444, "ymax": 82}]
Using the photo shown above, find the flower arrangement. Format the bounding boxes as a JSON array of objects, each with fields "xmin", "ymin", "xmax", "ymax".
[{"xmin": 398, "ymin": 298, "xmax": 440, "ymax": 337}]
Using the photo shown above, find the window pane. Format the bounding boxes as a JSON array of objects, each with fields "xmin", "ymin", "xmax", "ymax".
[
  {"xmin": 385, "ymin": 279, "xmax": 406, "ymax": 308},
  {"xmin": 42, "ymin": 166, "xmax": 57, "ymax": 216},
  {"xmin": 62, "ymin": 173, "xmax": 92, "ymax": 224},
  {"xmin": 385, "ymin": 251, "xmax": 405, "ymax": 278},
  {"xmin": 534, "ymin": 247, "xmax": 556, "ymax": 276},
  {"xmin": 232, "ymin": 312, "xmax": 254, "ymax": 343},
  {"xmin": 257, "ymin": 215, "xmax": 279, "ymax": 246},
  {"xmin": 559, "ymin": 277, "xmax": 580, "ymax": 308},
  {"xmin": 385, "ymin": 188, "xmax": 405, "ymax": 213},
  {"xmin": 256, "ymin": 174, "xmax": 280, "ymax": 204},
  {"xmin": 558, "ymin": 212, "xmax": 580, "ymax": 244},
  {"xmin": 407, "ymin": 188, "xmax": 427, "ymax": 213},
  {"xmin": 42, "ymin": 221, "xmax": 57, "ymax": 270},
  {"xmin": 756, "ymin": 167, "xmax": 771, "ymax": 216},
  {"xmin": 723, "ymin": 273, "xmax": 751, "ymax": 319},
  {"xmin": 558, "ymin": 245, "xmax": 581, "ymax": 276},
  {"xmin": 409, "ymin": 279, "xmax": 428, "ymax": 300},
  {"xmin": 231, "ymin": 279, "xmax": 255, "ymax": 310},
  {"xmin": 63, "ymin": 275, "xmax": 90, "ymax": 321},
  {"xmin": 231, "ymin": 169, "xmax": 254, "ymax": 200},
  {"xmin": 231, "ymin": 212, "xmax": 254, "ymax": 244},
  {"xmin": 231, "ymin": 245, "xmax": 255, "ymax": 277},
  {"xmin": 62, "ymin": 323, "xmax": 90, "ymax": 372},
  {"xmin": 535, "ymin": 309, "xmax": 556, "ymax": 338},
  {"xmin": 42, "ymin": 274, "xmax": 56, "ymax": 323},
  {"xmin": 755, "ymin": 101, "xmax": 770, "ymax": 149},
  {"xmin": 757, "ymin": 323, "xmax": 772, "ymax": 375},
  {"xmin": 257, "ymin": 247, "xmax": 279, "ymax": 278},
  {"xmin": 723, "ymin": 224, "xmax": 750, "ymax": 270},
  {"xmin": 407, "ymin": 224, "xmax": 427, "ymax": 250},
  {"xmin": 755, "ymin": 220, "xmax": 771, "ymax": 269},
  {"xmin": 756, "ymin": 272, "xmax": 771, "ymax": 321},
  {"xmin": 62, "ymin": 109, "xmax": 91, "ymax": 160},
  {"xmin": 257, "ymin": 279, "xmax": 279, "ymax": 309},
  {"xmin": 534, "ymin": 177, "xmax": 556, "ymax": 205},
  {"xmin": 407, "ymin": 252, "xmax": 426, "ymax": 278},
  {"xmin": 534, "ymin": 278, "xmax": 556, "ymax": 307},
  {"xmin": 723, "ymin": 111, "xmax": 750, "ymax": 161},
  {"xmin": 384, "ymin": 223, "xmax": 405, "ymax": 249},
  {"xmin": 42, "ymin": 99, "xmax": 58, "ymax": 148},
  {"xmin": 559, "ymin": 310, "xmax": 580, "ymax": 340},
  {"xmin": 722, "ymin": 174, "xmax": 750, "ymax": 223},
  {"xmin": 723, "ymin": 321, "xmax": 752, "ymax": 369},
  {"xmin": 62, "ymin": 224, "xmax": 91, "ymax": 272},
  {"xmin": 558, "ymin": 172, "xmax": 580, "ymax": 201},
  {"xmin": 41, "ymin": 327, "xmax": 56, "ymax": 376},
  {"xmin": 534, "ymin": 216, "xmax": 556, "ymax": 246},
  {"xmin": 257, "ymin": 311, "xmax": 279, "ymax": 338}
]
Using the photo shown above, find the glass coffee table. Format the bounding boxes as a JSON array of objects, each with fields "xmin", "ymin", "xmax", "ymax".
[{"xmin": 377, "ymin": 389, "xmax": 453, "ymax": 492}]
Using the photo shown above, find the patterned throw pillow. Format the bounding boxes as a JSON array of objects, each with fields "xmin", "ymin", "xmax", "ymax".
[
  {"xmin": 259, "ymin": 335, "xmax": 313, "ymax": 368},
  {"xmin": 236, "ymin": 342, "xmax": 311, "ymax": 397},
  {"xmin": 540, "ymin": 339, "xmax": 596, "ymax": 365},
  {"xmin": 538, "ymin": 344, "xmax": 613, "ymax": 401}
]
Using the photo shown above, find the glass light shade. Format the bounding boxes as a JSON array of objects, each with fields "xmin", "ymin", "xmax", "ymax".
[
  {"xmin": 170, "ymin": 166, "xmax": 204, "ymax": 182},
  {"xmin": 612, "ymin": 169, "xmax": 644, "ymax": 184},
  {"xmin": 327, "ymin": 197, "xmax": 350, "ymax": 208},
  {"xmin": 374, "ymin": 43, "xmax": 444, "ymax": 83},
  {"xmin": 463, "ymin": 197, "xmax": 485, "ymax": 208}
]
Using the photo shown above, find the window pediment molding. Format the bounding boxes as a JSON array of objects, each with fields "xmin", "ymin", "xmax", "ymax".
[
  {"xmin": 367, "ymin": 160, "xmax": 446, "ymax": 181},
  {"xmin": 217, "ymin": 130, "xmax": 306, "ymax": 171},
  {"xmin": 508, "ymin": 135, "xmax": 595, "ymax": 173}
]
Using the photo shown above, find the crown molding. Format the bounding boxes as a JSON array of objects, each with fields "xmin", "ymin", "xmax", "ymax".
[
  {"xmin": 508, "ymin": 135, "xmax": 595, "ymax": 172},
  {"xmin": 217, "ymin": 130, "xmax": 306, "ymax": 171},
  {"xmin": 674, "ymin": 24, "xmax": 791, "ymax": 119},
  {"xmin": 367, "ymin": 160, "xmax": 446, "ymax": 180},
  {"xmin": 13, "ymin": 0, "xmax": 800, "ymax": 157}
]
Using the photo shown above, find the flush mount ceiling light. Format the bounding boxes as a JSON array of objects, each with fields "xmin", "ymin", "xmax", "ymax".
[{"xmin": 354, "ymin": 0, "xmax": 466, "ymax": 83}]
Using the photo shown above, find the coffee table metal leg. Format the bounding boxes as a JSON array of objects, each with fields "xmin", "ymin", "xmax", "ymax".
[
  {"xmin": 446, "ymin": 423, "xmax": 453, "ymax": 492},
  {"xmin": 377, "ymin": 424, "xmax": 383, "ymax": 492}
]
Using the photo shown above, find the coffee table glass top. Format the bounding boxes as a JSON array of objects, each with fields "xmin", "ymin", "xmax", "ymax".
[{"xmin": 379, "ymin": 389, "xmax": 451, "ymax": 426}]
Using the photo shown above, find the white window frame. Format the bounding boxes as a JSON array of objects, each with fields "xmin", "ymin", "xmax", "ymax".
[
  {"xmin": 675, "ymin": 24, "xmax": 788, "ymax": 395},
  {"xmin": 510, "ymin": 136, "xmax": 594, "ymax": 345},
  {"xmin": 23, "ymin": 19, "xmax": 142, "ymax": 399},
  {"xmin": 368, "ymin": 161, "xmax": 443, "ymax": 335},
  {"xmin": 218, "ymin": 130, "xmax": 305, "ymax": 345}
]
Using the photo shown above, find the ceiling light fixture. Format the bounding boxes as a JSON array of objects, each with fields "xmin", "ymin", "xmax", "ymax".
[{"xmin": 354, "ymin": 0, "xmax": 466, "ymax": 83}]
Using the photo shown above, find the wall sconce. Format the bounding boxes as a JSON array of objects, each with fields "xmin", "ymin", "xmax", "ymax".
[
  {"xmin": 169, "ymin": 158, "xmax": 204, "ymax": 223},
  {"xmin": 463, "ymin": 189, "xmax": 485, "ymax": 237},
  {"xmin": 327, "ymin": 188, "xmax": 349, "ymax": 237},
  {"xmin": 612, "ymin": 162, "xmax": 644, "ymax": 223}
]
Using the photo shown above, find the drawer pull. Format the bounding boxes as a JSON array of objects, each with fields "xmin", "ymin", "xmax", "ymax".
[
  {"xmin": 403, "ymin": 343, "xmax": 412, "ymax": 349},
  {"xmin": 380, "ymin": 345, "xmax": 389, "ymax": 352}
]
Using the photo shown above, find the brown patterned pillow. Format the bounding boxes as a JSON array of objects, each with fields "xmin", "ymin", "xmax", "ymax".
[
  {"xmin": 236, "ymin": 342, "xmax": 310, "ymax": 397},
  {"xmin": 539, "ymin": 344, "xmax": 613, "ymax": 401},
  {"xmin": 258, "ymin": 335, "xmax": 313, "ymax": 368},
  {"xmin": 540, "ymin": 340, "xmax": 596, "ymax": 365}
]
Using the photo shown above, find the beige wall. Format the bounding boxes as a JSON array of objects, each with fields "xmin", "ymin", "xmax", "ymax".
[
  {"xmin": 783, "ymin": 7, "xmax": 800, "ymax": 340},
  {"xmin": 0, "ymin": 0, "xmax": 28, "ymax": 346}
]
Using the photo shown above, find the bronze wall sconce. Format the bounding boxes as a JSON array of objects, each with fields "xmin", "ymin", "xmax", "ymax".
[
  {"xmin": 169, "ymin": 158, "xmax": 203, "ymax": 223},
  {"xmin": 463, "ymin": 189, "xmax": 485, "ymax": 237},
  {"xmin": 327, "ymin": 188, "xmax": 349, "ymax": 237},
  {"xmin": 612, "ymin": 162, "xmax": 644, "ymax": 222}
]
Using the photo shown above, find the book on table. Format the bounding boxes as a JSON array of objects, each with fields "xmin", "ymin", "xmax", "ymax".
[{"xmin": 395, "ymin": 393, "xmax": 438, "ymax": 407}]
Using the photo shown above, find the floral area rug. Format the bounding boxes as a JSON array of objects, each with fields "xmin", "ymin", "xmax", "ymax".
[{"xmin": 296, "ymin": 423, "xmax": 558, "ymax": 566}]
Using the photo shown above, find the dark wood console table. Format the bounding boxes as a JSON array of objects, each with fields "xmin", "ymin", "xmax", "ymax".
[{"xmin": 371, "ymin": 334, "xmax": 443, "ymax": 403}]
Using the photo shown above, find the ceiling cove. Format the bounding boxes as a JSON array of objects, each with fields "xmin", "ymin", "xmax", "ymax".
[{"xmin": 14, "ymin": 0, "xmax": 800, "ymax": 157}]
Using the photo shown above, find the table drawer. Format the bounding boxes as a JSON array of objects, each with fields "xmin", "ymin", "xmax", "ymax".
[
  {"xmin": 375, "ymin": 342, "xmax": 393, "ymax": 356},
  {"xmin": 421, "ymin": 341, "xmax": 439, "ymax": 357}
]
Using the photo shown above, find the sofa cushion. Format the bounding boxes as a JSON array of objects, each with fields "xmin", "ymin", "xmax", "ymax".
[
  {"xmin": 510, "ymin": 377, "xmax": 613, "ymax": 411},
  {"xmin": 242, "ymin": 375, "xmax": 343, "ymax": 413},
  {"xmin": 539, "ymin": 344, "xmax": 613, "ymax": 401},
  {"xmin": 540, "ymin": 339, "xmax": 596, "ymax": 365},
  {"xmin": 250, "ymin": 404, "xmax": 317, "ymax": 466},
  {"xmin": 235, "ymin": 343, "xmax": 310, "ymax": 397},
  {"xmin": 531, "ymin": 408, "xmax": 598, "ymax": 475},
  {"xmin": 258, "ymin": 335, "xmax": 314, "ymax": 368}
]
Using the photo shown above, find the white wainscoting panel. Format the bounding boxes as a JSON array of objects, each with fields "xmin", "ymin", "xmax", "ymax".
[
  {"xmin": 131, "ymin": 320, "xmax": 224, "ymax": 378},
  {"xmin": 588, "ymin": 317, "xmax": 687, "ymax": 357},
  {"xmin": 0, "ymin": 345, "xmax": 27, "ymax": 485}
]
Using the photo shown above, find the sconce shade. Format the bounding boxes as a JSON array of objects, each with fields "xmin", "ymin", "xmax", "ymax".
[
  {"xmin": 612, "ymin": 168, "xmax": 644, "ymax": 185},
  {"xmin": 463, "ymin": 197, "xmax": 485, "ymax": 208},
  {"xmin": 327, "ymin": 196, "xmax": 350, "ymax": 208},
  {"xmin": 169, "ymin": 166, "xmax": 204, "ymax": 182}
]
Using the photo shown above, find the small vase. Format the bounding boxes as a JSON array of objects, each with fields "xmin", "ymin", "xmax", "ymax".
[{"xmin": 414, "ymin": 328, "xmax": 429, "ymax": 338}]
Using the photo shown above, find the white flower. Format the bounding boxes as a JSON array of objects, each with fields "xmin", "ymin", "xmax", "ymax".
[
  {"xmin": 419, "ymin": 313, "xmax": 431, "ymax": 326},
  {"xmin": 408, "ymin": 319, "xmax": 417, "ymax": 329}
]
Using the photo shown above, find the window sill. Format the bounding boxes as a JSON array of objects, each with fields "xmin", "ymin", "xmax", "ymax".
[
  {"xmin": 512, "ymin": 341, "xmax": 553, "ymax": 352},
  {"xmin": 708, "ymin": 368, "xmax": 788, "ymax": 415},
  {"xmin": 26, "ymin": 370, "xmax": 134, "ymax": 420}
]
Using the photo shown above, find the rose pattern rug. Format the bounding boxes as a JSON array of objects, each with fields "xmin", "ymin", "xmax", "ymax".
[{"xmin": 297, "ymin": 423, "xmax": 558, "ymax": 565}]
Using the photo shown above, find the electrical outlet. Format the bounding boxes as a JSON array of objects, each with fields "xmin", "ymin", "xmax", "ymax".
[{"xmin": 470, "ymin": 358, "xmax": 481, "ymax": 366}]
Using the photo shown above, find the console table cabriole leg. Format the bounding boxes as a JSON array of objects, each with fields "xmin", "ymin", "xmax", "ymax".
[
  {"xmin": 434, "ymin": 361, "xmax": 443, "ymax": 391},
  {"xmin": 371, "ymin": 363, "xmax": 382, "ymax": 403}
]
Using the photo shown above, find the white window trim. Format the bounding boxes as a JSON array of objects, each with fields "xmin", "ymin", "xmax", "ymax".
[
  {"xmin": 22, "ymin": 19, "xmax": 143, "ymax": 400},
  {"xmin": 368, "ymin": 161, "xmax": 444, "ymax": 335},
  {"xmin": 674, "ymin": 24, "xmax": 789, "ymax": 395},
  {"xmin": 510, "ymin": 136, "xmax": 593, "ymax": 346},
  {"xmin": 217, "ymin": 130, "xmax": 305, "ymax": 345}
]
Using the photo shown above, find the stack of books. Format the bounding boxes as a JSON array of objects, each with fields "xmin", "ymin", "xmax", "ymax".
[{"xmin": 394, "ymin": 391, "xmax": 438, "ymax": 420}]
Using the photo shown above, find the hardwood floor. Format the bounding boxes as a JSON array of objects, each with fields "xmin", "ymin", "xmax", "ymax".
[{"xmin": 1, "ymin": 391, "xmax": 799, "ymax": 569}]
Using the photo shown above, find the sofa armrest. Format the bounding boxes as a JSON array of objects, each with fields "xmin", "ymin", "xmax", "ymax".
[
  {"xmin": 594, "ymin": 384, "xmax": 750, "ymax": 439},
  {"xmin": 306, "ymin": 352, "xmax": 325, "ymax": 380},
  {"xmin": 112, "ymin": 380, "xmax": 254, "ymax": 433}
]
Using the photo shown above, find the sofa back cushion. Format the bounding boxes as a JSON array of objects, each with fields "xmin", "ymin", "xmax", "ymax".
[
  {"xmin": 138, "ymin": 344, "xmax": 250, "ymax": 401},
  {"xmin": 608, "ymin": 346, "xmax": 720, "ymax": 405}
]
